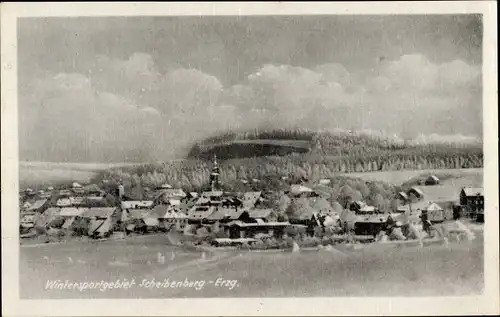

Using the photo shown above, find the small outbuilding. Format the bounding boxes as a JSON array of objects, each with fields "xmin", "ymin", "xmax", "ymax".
[
  {"xmin": 408, "ymin": 187, "xmax": 424, "ymax": 200},
  {"xmin": 425, "ymin": 175, "xmax": 440, "ymax": 186}
]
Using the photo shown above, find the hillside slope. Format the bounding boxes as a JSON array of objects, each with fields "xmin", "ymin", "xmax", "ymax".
[
  {"xmin": 187, "ymin": 128, "xmax": 482, "ymax": 161},
  {"xmin": 89, "ymin": 129, "xmax": 483, "ymax": 195}
]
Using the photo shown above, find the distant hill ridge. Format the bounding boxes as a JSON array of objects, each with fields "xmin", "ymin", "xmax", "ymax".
[{"xmin": 187, "ymin": 128, "xmax": 482, "ymax": 160}]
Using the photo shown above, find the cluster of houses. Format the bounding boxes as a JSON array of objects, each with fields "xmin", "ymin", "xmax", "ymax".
[
  {"xmin": 19, "ymin": 157, "xmax": 328, "ymax": 240},
  {"xmin": 19, "ymin": 161, "xmax": 486, "ymax": 241}
]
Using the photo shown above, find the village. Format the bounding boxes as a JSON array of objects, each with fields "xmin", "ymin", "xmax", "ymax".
[{"xmin": 19, "ymin": 155, "xmax": 484, "ymax": 249}]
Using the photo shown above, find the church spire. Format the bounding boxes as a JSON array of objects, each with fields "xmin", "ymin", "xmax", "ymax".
[{"xmin": 209, "ymin": 154, "xmax": 221, "ymax": 191}]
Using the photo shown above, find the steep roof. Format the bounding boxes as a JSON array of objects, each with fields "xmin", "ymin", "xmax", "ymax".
[
  {"xmin": 84, "ymin": 184, "xmax": 102, "ymax": 193},
  {"xmin": 426, "ymin": 175, "xmax": 440, "ymax": 181},
  {"xmin": 201, "ymin": 191, "xmax": 224, "ymax": 198},
  {"xmin": 88, "ymin": 217, "xmax": 113, "ymax": 235},
  {"xmin": 188, "ymin": 205, "xmax": 216, "ymax": 220},
  {"xmin": 62, "ymin": 217, "xmax": 77, "ymax": 229},
  {"xmin": 423, "ymin": 202, "xmax": 443, "ymax": 212},
  {"xmin": 461, "ymin": 187, "xmax": 484, "ymax": 197},
  {"xmin": 225, "ymin": 221, "xmax": 291, "ymax": 228},
  {"xmin": 56, "ymin": 196, "xmax": 84, "ymax": 207},
  {"xmin": 242, "ymin": 191, "xmax": 262, "ymax": 207},
  {"xmin": 290, "ymin": 184, "xmax": 313, "ymax": 195},
  {"xmin": 81, "ymin": 207, "xmax": 116, "ymax": 218},
  {"xmin": 249, "ymin": 208, "xmax": 273, "ymax": 219},
  {"xmin": 127, "ymin": 209, "xmax": 150, "ymax": 219},
  {"xmin": 143, "ymin": 217, "xmax": 160, "ymax": 227},
  {"xmin": 59, "ymin": 207, "xmax": 84, "ymax": 217},
  {"xmin": 26, "ymin": 199, "xmax": 47, "ymax": 211},
  {"xmin": 155, "ymin": 188, "xmax": 187, "ymax": 199},
  {"xmin": 409, "ymin": 187, "xmax": 424, "ymax": 196},
  {"xmin": 148, "ymin": 205, "xmax": 171, "ymax": 218},
  {"xmin": 207, "ymin": 207, "xmax": 247, "ymax": 221},
  {"xmin": 398, "ymin": 192, "xmax": 409, "ymax": 200},
  {"xmin": 396, "ymin": 200, "xmax": 430, "ymax": 212},
  {"xmin": 121, "ymin": 200, "xmax": 154, "ymax": 209}
]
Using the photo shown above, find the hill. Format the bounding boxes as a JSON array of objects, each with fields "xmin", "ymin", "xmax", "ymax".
[
  {"xmin": 187, "ymin": 128, "xmax": 482, "ymax": 161},
  {"xmin": 87, "ymin": 129, "xmax": 482, "ymax": 197}
]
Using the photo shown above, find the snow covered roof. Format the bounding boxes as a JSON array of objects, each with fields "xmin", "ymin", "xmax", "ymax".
[
  {"xmin": 423, "ymin": 202, "xmax": 443, "ymax": 212},
  {"xmin": 59, "ymin": 207, "xmax": 84, "ymax": 217},
  {"xmin": 242, "ymin": 191, "xmax": 262, "ymax": 207},
  {"xmin": 461, "ymin": 187, "xmax": 484, "ymax": 197},
  {"xmin": 249, "ymin": 208, "xmax": 273, "ymax": 219},
  {"xmin": 290, "ymin": 184, "xmax": 313, "ymax": 195},
  {"xmin": 426, "ymin": 175, "xmax": 440, "ymax": 181},
  {"xmin": 81, "ymin": 207, "xmax": 116, "ymax": 218},
  {"xmin": 188, "ymin": 205, "xmax": 216, "ymax": 220},
  {"xmin": 26, "ymin": 199, "xmax": 47, "ymax": 211},
  {"xmin": 121, "ymin": 200, "xmax": 154, "ymax": 209}
]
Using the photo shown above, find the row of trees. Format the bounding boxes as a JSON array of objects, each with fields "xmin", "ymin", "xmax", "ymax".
[{"xmin": 96, "ymin": 148, "xmax": 482, "ymax": 194}]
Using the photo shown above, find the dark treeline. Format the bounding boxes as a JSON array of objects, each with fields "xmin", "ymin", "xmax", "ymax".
[
  {"xmin": 188, "ymin": 128, "xmax": 482, "ymax": 160},
  {"xmin": 94, "ymin": 147, "xmax": 482, "ymax": 195}
]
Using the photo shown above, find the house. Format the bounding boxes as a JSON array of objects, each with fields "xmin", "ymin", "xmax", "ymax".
[
  {"xmin": 396, "ymin": 200, "xmax": 429, "ymax": 214},
  {"xmin": 59, "ymin": 189, "xmax": 72, "ymax": 197},
  {"xmin": 222, "ymin": 221, "xmax": 293, "ymax": 239},
  {"xmin": 248, "ymin": 208, "xmax": 275, "ymax": 222},
  {"xmin": 154, "ymin": 188, "xmax": 187, "ymax": 206},
  {"xmin": 147, "ymin": 205, "xmax": 188, "ymax": 231},
  {"xmin": 200, "ymin": 191, "xmax": 224, "ymax": 200},
  {"xmin": 187, "ymin": 205, "xmax": 217, "ymax": 224},
  {"xmin": 26, "ymin": 199, "xmax": 48, "ymax": 213},
  {"xmin": 72, "ymin": 182, "xmax": 85, "ymax": 195},
  {"xmin": 84, "ymin": 184, "xmax": 105, "ymax": 198},
  {"xmin": 408, "ymin": 187, "xmax": 424, "ymax": 200},
  {"xmin": 206, "ymin": 206, "xmax": 251, "ymax": 224},
  {"xmin": 242, "ymin": 191, "xmax": 265, "ymax": 208},
  {"xmin": 460, "ymin": 187, "xmax": 484, "ymax": 217},
  {"xmin": 121, "ymin": 200, "xmax": 154, "ymax": 210},
  {"xmin": 319, "ymin": 179, "xmax": 331, "ymax": 185},
  {"xmin": 288, "ymin": 184, "xmax": 318, "ymax": 198},
  {"xmin": 425, "ymin": 175, "xmax": 440, "ymax": 186},
  {"xmin": 59, "ymin": 207, "xmax": 85, "ymax": 229},
  {"xmin": 289, "ymin": 209, "xmax": 323, "ymax": 234},
  {"xmin": 397, "ymin": 192, "xmax": 409, "ymax": 202},
  {"xmin": 290, "ymin": 184, "xmax": 312, "ymax": 195},
  {"xmin": 56, "ymin": 196, "xmax": 85, "ymax": 207},
  {"xmin": 21, "ymin": 201, "xmax": 32, "ymax": 210},
  {"xmin": 20, "ymin": 212, "xmax": 36, "ymax": 229},
  {"xmin": 124, "ymin": 208, "xmax": 161, "ymax": 232},
  {"xmin": 81, "ymin": 207, "xmax": 117, "ymax": 238},
  {"xmin": 38, "ymin": 190, "xmax": 51, "ymax": 199},
  {"xmin": 421, "ymin": 202, "xmax": 446, "ymax": 223},
  {"xmin": 349, "ymin": 201, "xmax": 377, "ymax": 214},
  {"xmin": 33, "ymin": 207, "xmax": 60, "ymax": 228}
]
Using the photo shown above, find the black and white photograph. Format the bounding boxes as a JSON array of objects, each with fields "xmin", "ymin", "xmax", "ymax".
[{"xmin": 1, "ymin": 2, "xmax": 498, "ymax": 316}]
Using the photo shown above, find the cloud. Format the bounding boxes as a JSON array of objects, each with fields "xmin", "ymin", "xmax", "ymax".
[
  {"xmin": 19, "ymin": 52, "xmax": 482, "ymax": 162},
  {"xmin": 224, "ymin": 54, "xmax": 481, "ymax": 136}
]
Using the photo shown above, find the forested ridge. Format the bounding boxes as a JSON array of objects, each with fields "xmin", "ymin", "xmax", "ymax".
[
  {"xmin": 188, "ymin": 128, "xmax": 481, "ymax": 159},
  {"xmin": 94, "ymin": 129, "xmax": 483, "ymax": 194}
]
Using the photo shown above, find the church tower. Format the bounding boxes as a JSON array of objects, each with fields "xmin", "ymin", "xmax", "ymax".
[{"xmin": 209, "ymin": 154, "xmax": 222, "ymax": 191}]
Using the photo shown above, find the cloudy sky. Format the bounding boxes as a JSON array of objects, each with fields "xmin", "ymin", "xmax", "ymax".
[{"xmin": 18, "ymin": 15, "xmax": 483, "ymax": 162}]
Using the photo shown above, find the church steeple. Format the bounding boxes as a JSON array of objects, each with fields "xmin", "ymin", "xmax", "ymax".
[{"xmin": 209, "ymin": 154, "xmax": 222, "ymax": 191}]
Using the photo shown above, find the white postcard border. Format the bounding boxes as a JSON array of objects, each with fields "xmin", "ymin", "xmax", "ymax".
[{"xmin": 1, "ymin": 2, "xmax": 498, "ymax": 316}]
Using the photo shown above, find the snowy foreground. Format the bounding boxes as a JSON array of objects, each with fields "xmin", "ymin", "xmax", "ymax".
[{"xmin": 20, "ymin": 220, "xmax": 483, "ymax": 299}]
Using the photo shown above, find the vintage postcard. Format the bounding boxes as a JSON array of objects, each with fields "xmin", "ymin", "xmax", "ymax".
[{"xmin": 2, "ymin": 2, "xmax": 499, "ymax": 316}]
